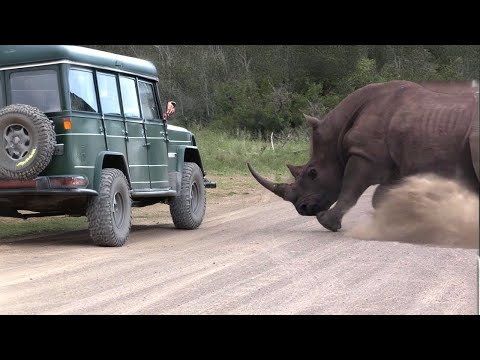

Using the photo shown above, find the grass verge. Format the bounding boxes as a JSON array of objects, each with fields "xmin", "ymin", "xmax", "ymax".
[{"xmin": 193, "ymin": 126, "xmax": 309, "ymax": 182}]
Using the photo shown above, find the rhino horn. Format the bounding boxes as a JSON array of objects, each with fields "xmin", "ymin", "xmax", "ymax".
[{"xmin": 247, "ymin": 163, "xmax": 287, "ymax": 199}]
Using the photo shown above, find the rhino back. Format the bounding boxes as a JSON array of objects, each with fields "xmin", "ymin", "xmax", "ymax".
[
  {"xmin": 386, "ymin": 88, "xmax": 476, "ymax": 178},
  {"xmin": 341, "ymin": 83, "xmax": 476, "ymax": 183}
]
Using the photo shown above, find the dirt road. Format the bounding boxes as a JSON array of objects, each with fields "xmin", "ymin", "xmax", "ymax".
[{"xmin": 1, "ymin": 186, "xmax": 478, "ymax": 314}]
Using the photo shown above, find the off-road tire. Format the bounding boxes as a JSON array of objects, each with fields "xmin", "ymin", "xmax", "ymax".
[
  {"xmin": 170, "ymin": 162, "xmax": 206, "ymax": 229},
  {"xmin": 86, "ymin": 168, "xmax": 132, "ymax": 247},
  {"xmin": 0, "ymin": 104, "xmax": 56, "ymax": 180}
]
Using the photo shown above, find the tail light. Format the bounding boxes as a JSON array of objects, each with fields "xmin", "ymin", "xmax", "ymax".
[{"xmin": 0, "ymin": 176, "xmax": 88, "ymax": 190}]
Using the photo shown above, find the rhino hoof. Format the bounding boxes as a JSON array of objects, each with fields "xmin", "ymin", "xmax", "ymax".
[{"xmin": 317, "ymin": 211, "xmax": 341, "ymax": 232}]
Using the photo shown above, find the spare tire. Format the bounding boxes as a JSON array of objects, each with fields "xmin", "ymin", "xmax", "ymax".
[{"xmin": 0, "ymin": 104, "xmax": 56, "ymax": 180}]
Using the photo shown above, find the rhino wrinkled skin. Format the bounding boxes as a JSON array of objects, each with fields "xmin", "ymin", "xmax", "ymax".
[{"xmin": 248, "ymin": 80, "xmax": 479, "ymax": 232}]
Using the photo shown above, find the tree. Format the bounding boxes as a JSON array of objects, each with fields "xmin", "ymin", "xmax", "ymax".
[{"xmin": 83, "ymin": 45, "xmax": 479, "ymax": 134}]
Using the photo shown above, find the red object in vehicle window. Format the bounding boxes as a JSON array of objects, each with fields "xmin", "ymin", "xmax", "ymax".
[{"xmin": 163, "ymin": 101, "xmax": 176, "ymax": 120}]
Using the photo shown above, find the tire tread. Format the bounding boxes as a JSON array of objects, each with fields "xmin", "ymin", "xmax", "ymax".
[
  {"xmin": 0, "ymin": 104, "xmax": 56, "ymax": 180},
  {"xmin": 170, "ymin": 162, "xmax": 206, "ymax": 229},
  {"xmin": 86, "ymin": 168, "xmax": 132, "ymax": 247}
]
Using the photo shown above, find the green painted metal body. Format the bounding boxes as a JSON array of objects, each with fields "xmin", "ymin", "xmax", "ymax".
[{"xmin": 0, "ymin": 45, "xmax": 206, "ymax": 216}]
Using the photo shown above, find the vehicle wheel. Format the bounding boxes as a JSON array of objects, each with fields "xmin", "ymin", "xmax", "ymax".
[
  {"xmin": 86, "ymin": 168, "xmax": 132, "ymax": 247},
  {"xmin": 0, "ymin": 104, "xmax": 56, "ymax": 180},
  {"xmin": 170, "ymin": 162, "xmax": 206, "ymax": 229}
]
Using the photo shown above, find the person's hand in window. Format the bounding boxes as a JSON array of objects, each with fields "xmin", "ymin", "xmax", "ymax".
[{"xmin": 164, "ymin": 101, "xmax": 176, "ymax": 120}]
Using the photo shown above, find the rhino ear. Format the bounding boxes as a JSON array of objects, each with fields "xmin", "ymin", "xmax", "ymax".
[
  {"xmin": 287, "ymin": 164, "xmax": 303, "ymax": 179},
  {"xmin": 303, "ymin": 114, "xmax": 322, "ymax": 129}
]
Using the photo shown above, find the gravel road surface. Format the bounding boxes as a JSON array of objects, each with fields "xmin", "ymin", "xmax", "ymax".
[{"xmin": 1, "ymin": 186, "xmax": 477, "ymax": 314}]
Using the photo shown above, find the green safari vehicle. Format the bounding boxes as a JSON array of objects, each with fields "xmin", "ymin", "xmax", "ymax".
[{"xmin": 0, "ymin": 45, "xmax": 215, "ymax": 247}]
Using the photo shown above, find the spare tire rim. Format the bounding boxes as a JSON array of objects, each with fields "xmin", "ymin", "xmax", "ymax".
[{"xmin": 4, "ymin": 124, "xmax": 32, "ymax": 161}]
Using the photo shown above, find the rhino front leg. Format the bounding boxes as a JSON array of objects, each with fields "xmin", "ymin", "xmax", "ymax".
[{"xmin": 317, "ymin": 156, "xmax": 376, "ymax": 231}]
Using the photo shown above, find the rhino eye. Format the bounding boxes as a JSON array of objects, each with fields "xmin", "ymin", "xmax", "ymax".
[{"xmin": 308, "ymin": 168, "xmax": 317, "ymax": 180}]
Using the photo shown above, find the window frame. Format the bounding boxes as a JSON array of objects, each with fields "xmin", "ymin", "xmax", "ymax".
[
  {"xmin": 138, "ymin": 79, "xmax": 161, "ymax": 122},
  {"xmin": 63, "ymin": 66, "xmax": 163, "ymax": 122},
  {"xmin": 68, "ymin": 67, "xmax": 99, "ymax": 113},
  {"xmin": 119, "ymin": 75, "xmax": 141, "ymax": 119},
  {"xmin": 96, "ymin": 71, "xmax": 123, "ymax": 117},
  {"xmin": 8, "ymin": 66, "xmax": 63, "ymax": 113}
]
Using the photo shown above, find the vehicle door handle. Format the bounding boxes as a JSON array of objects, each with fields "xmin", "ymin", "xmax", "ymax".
[{"xmin": 143, "ymin": 142, "xmax": 151, "ymax": 147}]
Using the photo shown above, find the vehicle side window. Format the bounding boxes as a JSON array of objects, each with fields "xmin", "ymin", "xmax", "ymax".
[
  {"xmin": 69, "ymin": 69, "xmax": 98, "ymax": 112},
  {"xmin": 119, "ymin": 76, "xmax": 140, "ymax": 118},
  {"xmin": 97, "ymin": 73, "xmax": 121, "ymax": 115},
  {"xmin": 138, "ymin": 81, "xmax": 159, "ymax": 120},
  {"xmin": 10, "ymin": 69, "xmax": 61, "ymax": 113}
]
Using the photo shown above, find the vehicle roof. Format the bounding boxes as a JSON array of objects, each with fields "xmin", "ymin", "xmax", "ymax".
[{"xmin": 0, "ymin": 45, "xmax": 158, "ymax": 79}]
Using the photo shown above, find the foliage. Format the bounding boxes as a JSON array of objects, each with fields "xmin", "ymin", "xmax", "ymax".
[{"xmin": 86, "ymin": 45, "xmax": 480, "ymax": 137}]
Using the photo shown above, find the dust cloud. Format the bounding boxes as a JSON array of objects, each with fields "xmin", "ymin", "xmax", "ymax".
[{"xmin": 348, "ymin": 174, "xmax": 479, "ymax": 249}]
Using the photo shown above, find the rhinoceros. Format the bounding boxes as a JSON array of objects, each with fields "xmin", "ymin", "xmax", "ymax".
[{"xmin": 247, "ymin": 80, "xmax": 479, "ymax": 232}]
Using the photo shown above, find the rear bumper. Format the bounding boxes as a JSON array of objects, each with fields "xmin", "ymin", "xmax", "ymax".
[
  {"xmin": 0, "ymin": 188, "xmax": 97, "ymax": 196},
  {"xmin": 0, "ymin": 188, "xmax": 98, "ymax": 218}
]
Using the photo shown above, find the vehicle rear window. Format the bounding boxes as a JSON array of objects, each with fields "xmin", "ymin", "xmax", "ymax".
[
  {"xmin": 69, "ymin": 69, "xmax": 98, "ymax": 112},
  {"xmin": 10, "ymin": 69, "xmax": 61, "ymax": 113}
]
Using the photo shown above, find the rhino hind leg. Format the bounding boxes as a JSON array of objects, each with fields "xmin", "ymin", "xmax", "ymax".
[
  {"xmin": 469, "ymin": 121, "xmax": 479, "ymax": 182},
  {"xmin": 372, "ymin": 185, "xmax": 389, "ymax": 209}
]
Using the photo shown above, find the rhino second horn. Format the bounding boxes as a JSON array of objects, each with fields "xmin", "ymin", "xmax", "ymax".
[{"xmin": 247, "ymin": 163, "xmax": 287, "ymax": 199}]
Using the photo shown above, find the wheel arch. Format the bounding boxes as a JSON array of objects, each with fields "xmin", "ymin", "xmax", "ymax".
[
  {"xmin": 93, "ymin": 151, "xmax": 131, "ymax": 191},
  {"xmin": 175, "ymin": 146, "xmax": 205, "ymax": 176}
]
